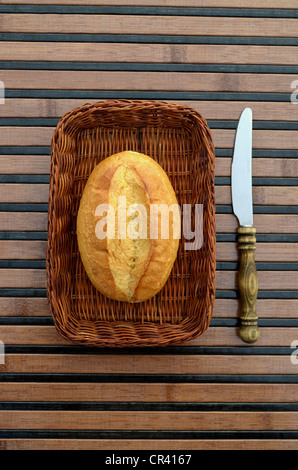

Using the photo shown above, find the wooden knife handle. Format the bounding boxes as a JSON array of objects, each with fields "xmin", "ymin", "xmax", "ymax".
[{"xmin": 238, "ymin": 226, "xmax": 260, "ymax": 343}]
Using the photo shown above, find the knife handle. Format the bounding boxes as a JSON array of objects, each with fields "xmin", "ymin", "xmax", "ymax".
[{"xmin": 238, "ymin": 226, "xmax": 260, "ymax": 343}]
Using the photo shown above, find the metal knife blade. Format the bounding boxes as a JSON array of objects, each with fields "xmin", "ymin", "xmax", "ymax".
[{"xmin": 231, "ymin": 107, "xmax": 253, "ymax": 226}]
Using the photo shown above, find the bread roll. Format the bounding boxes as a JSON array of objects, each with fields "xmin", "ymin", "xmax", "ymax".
[{"xmin": 77, "ymin": 150, "xmax": 180, "ymax": 302}]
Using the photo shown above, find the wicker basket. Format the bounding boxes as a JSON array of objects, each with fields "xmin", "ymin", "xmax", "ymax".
[{"xmin": 46, "ymin": 99, "xmax": 216, "ymax": 347}]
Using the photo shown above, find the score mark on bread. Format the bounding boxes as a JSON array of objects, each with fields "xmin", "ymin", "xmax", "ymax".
[{"xmin": 77, "ymin": 150, "xmax": 180, "ymax": 303}]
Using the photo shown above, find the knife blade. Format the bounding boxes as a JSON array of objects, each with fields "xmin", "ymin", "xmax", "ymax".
[
  {"xmin": 232, "ymin": 108, "xmax": 253, "ymax": 227},
  {"xmin": 231, "ymin": 108, "xmax": 259, "ymax": 344}
]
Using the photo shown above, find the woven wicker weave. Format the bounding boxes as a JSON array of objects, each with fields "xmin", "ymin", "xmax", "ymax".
[{"xmin": 46, "ymin": 99, "xmax": 216, "ymax": 347}]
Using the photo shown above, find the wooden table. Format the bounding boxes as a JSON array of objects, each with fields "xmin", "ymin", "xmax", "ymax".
[{"xmin": 0, "ymin": 0, "xmax": 298, "ymax": 451}]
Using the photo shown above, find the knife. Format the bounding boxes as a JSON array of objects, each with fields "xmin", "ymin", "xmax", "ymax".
[{"xmin": 231, "ymin": 107, "xmax": 260, "ymax": 343}]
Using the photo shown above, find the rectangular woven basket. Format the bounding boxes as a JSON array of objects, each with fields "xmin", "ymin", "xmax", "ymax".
[{"xmin": 46, "ymin": 99, "xmax": 216, "ymax": 347}]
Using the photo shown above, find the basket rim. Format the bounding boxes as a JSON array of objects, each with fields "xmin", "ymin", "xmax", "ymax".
[{"xmin": 46, "ymin": 98, "xmax": 216, "ymax": 348}]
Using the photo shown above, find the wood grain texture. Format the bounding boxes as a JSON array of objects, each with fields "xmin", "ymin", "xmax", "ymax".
[
  {"xmin": 216, "ymin": 271, "xmax": 298, "ymax": 290},
  {"xmin": 0, "ymin": 269, "xmax": 46, "ymax": 288},
  {"xmin": 4, "ymin": 70, "xmax": 298, "ymax": 92},
  {"xmin": 0, "ymin": 183, "xmax": 49, "ymax": 203},
  {"xmin": 237, "ymin": 227, "xmax": 259, "ymax": 343},
  {"xmin": 0, "ymin": 268, "xmax": 297, "ymax": 290},
  {"xmin": 1, "ymin": 155, "xmax": 298, "ymax": 178},
  {"xmin": 0, "ymin": 155, "xmax": 50, "ymax": 174},
  {"xmin": 1, "ymin": 127, "xmax": 297, "ymax": 149},
  {"xmin": 0, "ymin": 212, "xmax": 48, "ymax": 231},
  {"xmin": 0, "ymin": 297, "xmax": 50, "ymax": 316},
  {"xmin": 1, "ymin": 183, "xmax": 296, "ymax": 204},
  {"xmin": 1, "ymin": 439, "xmax": 298, "ymax": 451},
  {"xmin": 216, "ymin": 158, "xmax": 298, "ymax": 178},
  {"xmin": 216, "ymin": 214, "xmax": 298, "ymax": 233},
  {"xmin": 0, "ymin": 240, "xmax": 47, "ymax": 259},
  {"xmin": 1, "ymin": 99, "xmax": 297, "ymax": 121},
  {"xmin": 217, "ymin": 242, "xmax": 298, "ymax": 262},
  {"xmin": 1, "ymin": 410, "xmax": 298, "ymax": 430},
  {"xmin": 213, "ymin": 298, "xmax": 298, "ymax": 318},
  {"xmin": 1, "ymin": 0, "xmax": 296, "ymax": 7},
  {"xmin": 1, "ymin": 42, "xmax": 298, "ymax": 65},
  {"xmin": 1, "ymin": 382, "xmax": 298, "ymax": 402},
  {"xmin": 1, "ymin": 297, "xmax": 298, "ymax": 319},
  {"xmin": 1, "ymin": 14, "xmax": 298, "ymax": 37},
  {"xmin": 216, "ymin": 186, "xmax": 298, "ymax": 205},
  {"xmin": 2, "ymin": 240, "xmax": 297, "ymax": 262},
  {"xmin": 1, "ymin": 353, "xmax": 298, "ymax": 374},
  {"xmin": 0, "ymin": 325, "xmax": 297, "ymax": 346},
  {"xmin": 1, "ymin": 212, "xmax": 297, "ymax": 233}
]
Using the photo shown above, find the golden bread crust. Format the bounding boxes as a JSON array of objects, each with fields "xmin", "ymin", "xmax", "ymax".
[{"xmin": 77, "ymin": 150, "xmax": 180, "ymax": 302}]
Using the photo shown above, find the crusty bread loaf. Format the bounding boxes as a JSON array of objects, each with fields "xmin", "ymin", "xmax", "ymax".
[{"xmin": 77, "ymin": 150, "xmax": 180, "ymax": 303}]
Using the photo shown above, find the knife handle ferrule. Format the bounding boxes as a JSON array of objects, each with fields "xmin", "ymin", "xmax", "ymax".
[{"xmin": 238, "ymin": 226, "xmax": 260, "ymax": 343}]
